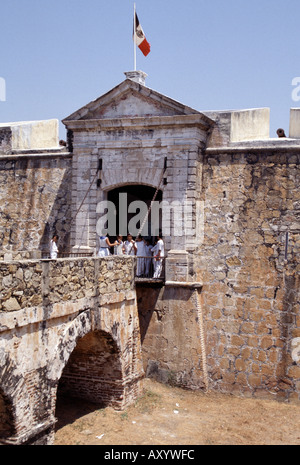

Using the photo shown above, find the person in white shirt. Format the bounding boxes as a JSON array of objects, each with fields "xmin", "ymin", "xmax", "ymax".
[
  {"xmin": 151, "ymin": 234, "xmax": 164, "ymax": 278},
  {"xmin": 114, "ymin": 235, "xmax": 125, "ymax": 255},
  {"xmin": 50, "ymin": 234, "xmax": 59, "ymax": 259},
  {"xmin": 124, "ymin": 234, "xmax": 137, "ymax": 256},
  {"xmin": 98, "ymin": 234, "xmax": 117, "ymax": 257},
  {"xmin": 151, "ymin": 240, "xmax": 158, "ymax": 268},
  {"xmin": 144, "ymin": 239, "xmax": 153, "ymax": 277},
  {"xmin": 135, "ymin": 235, "xmax": 146, "ymax": 277}
]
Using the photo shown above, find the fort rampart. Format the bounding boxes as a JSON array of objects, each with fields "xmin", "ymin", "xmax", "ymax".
[{"xmin": 0, "ymin": 256, "xmax": 143, "ymax": 445}]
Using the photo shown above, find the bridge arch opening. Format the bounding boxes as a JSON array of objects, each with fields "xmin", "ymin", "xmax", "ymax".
[
  {"xmin": 0, "ymin": 390, "xmax": 15, "ymax": 441},
  {"xmin": 106, "ymin": 184, "xmax": 163, "ymax": 243},
  {"xmin": 55, "ymin": 330, "xmax": 123, "ymax": 411}
]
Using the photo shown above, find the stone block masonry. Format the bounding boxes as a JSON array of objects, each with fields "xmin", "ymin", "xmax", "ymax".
[
  {"xmin": 0, "ymin": 256, "xmax": 143, "ymax": 445},
  {"xmin": 195, "ymin": 147, "xmax": 300, "ymax": 400},
  {"xmin": 137, "ymin": 285, "xmax": 208, "ymax": 390},
  {"xmin": 0, "ymin": 152, "xmax": 72, "ymax": 257}
]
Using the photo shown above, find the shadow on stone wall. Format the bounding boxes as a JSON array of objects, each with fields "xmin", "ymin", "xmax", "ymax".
[
  {"xmin": 0, "ymin": 156, "xmax": 72, "ymax": 257},
  {"xmin": 136, "ymin": 285, "xmax": 194, "ymax": 344},
  {"xmin": 136, "ymin": 285, "xmax": 162, "ymax": 344},
  {"xmin": 39, "ymin": 163, "xmax": 72, "ymax": 257}
]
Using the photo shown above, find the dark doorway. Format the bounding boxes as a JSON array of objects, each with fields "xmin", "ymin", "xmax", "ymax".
[
  {"xmin": 0, "ymin": 390, "xmax": 15, "ymax": 441},
  {"xmin": 107, "ymin": 185, "xmax": 162, "ymax": 243}
]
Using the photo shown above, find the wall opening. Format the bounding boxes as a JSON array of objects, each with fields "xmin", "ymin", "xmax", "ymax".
[
  {"xmin": 55, "ymin": 330, "xmax": 124, "ymax": 430},
  {"xmin": 107, "ymin": 184, "xmax": 162, "ymax": 243},
  {"xmin": 0, "ymin": 390, "xmax": 15, "ymax": 441}
]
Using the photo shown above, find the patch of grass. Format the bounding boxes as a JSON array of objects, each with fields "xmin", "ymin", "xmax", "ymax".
[
  {"xmin": 120, "ymin": 411, "xmax": 128, "ymax": 421},
  {"xmin": 73, "ymin": 418, "xmax": 93, "ymax": 432},
  {"xmin": 134, "ymin": 388, "xmax": 162, "ymax": 414},
  {"xmin": 167, "ymin": 370, "xmax": 178, "ymax": 387}
]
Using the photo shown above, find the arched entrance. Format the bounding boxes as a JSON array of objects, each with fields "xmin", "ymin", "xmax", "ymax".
[
  {"xmin": 107, "ymin": 184, "xmax": 163, "ymax": 242},
  {"xmin": 56, "ymin": 330, "xmax": 123, "ymax": 408}
]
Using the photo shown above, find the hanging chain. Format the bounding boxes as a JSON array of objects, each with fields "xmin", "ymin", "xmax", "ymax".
[{"xmin": 137, "ymin": 158, "xmax": 167, "ymax": 237}]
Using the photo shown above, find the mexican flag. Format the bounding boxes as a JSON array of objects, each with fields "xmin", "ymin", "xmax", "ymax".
[{"xmin": 133, "ymin": 12, "xmax": 151, "ymax": 57}]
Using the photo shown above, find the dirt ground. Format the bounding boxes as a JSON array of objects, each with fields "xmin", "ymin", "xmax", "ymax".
[{"xmin": 54, "ymin": 378, "xmax": 300, "ymax": 446}]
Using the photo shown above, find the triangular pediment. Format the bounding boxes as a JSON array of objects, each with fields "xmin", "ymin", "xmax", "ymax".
[{"xmin": 63, "ymin": 78, "xmax": 201, "ymax": 122}]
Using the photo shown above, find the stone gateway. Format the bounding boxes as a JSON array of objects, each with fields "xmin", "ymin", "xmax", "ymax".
[{"xmin": 0, "ymin": 71, "xmax": 299, "ymax": 444}]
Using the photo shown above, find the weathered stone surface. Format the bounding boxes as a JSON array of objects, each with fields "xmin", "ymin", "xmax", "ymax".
[
  {"xmin": 289, "ymin": 108, "xmax": 300, "ymax": 138},
  {"xmin": 0, "ymin": 256, "xmax": 143, "ymax": 445},
  {"xmin": 3, "ymin": 297, "xmax": 21, "ymax": 312},
  {"xmin": 0, "ymin": 154, "xmax": 72, "ymax": 256},
  {"xmin": 0, "ymin": 120, "xmax": 59, "ymax": 152},
  {"xmin": 193, "ymin": 149, "xmax": 300, "ymax": 399}
]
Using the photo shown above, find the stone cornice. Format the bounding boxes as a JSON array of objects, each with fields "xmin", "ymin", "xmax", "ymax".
[
  {"xmin": 62, "ymin": 113, "xmax": 214, "ymax": 132},
  {"xmin": 0, "ymin": 150, "xmax": 71, "ymax": 160},
  {"xmin": 206, "ymin": 139, "xmax": 300, "ymax": 154}
]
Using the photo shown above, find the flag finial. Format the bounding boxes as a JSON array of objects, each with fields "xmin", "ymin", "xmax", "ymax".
[{"xmin": 124, "ymin": 70, "xmax": 147, "ymax": 86}]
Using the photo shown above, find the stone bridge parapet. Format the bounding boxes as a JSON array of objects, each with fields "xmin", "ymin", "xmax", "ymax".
[{"xmin": 0, "ymin": 256, "xmax": 144, "ymax": 445}]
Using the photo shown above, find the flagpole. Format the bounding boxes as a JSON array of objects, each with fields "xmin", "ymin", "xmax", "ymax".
[{"xmin": 133, "ymin": 3, "xmax": 137, "ymax": 71}]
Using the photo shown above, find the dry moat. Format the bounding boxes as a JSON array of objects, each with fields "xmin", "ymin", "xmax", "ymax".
[{"xmin": 54, "ymin": 378, "xmax": 300, "ymax": 446}]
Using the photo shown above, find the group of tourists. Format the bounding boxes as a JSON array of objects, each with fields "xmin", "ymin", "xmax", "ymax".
[
  {"xmin": 49, "ymin": 232, "xmax": 165, "ymax": 279},
  {"xmin": 98, "ymin": 233, "xmax": 165, "ymax": 278}
]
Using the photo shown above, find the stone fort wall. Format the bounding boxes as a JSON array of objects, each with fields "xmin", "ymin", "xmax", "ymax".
[
  {"xmin": 0, "ymin": 152, "xmax": 72, "ymax": 257},
  {"xmin": 138, "ymin": 147, "xmax": 300, "ymax": 400},
  {"xmin": 199, "ymin": 147, "xmax": 300, "ymax": 399},
  {"xmin": 0, "ymin": 133, "xmax": 299, "ymax": 403}
]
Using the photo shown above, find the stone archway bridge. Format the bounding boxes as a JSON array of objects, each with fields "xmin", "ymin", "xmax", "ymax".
[{"xmin": 0, "ymin": 255, "xmax": 144, "ymax": 445}]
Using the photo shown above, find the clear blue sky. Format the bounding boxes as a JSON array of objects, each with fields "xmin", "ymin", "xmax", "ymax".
[{"xmin": 1, "ymin": 0, "xmax": 299, "ymax": 139}]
